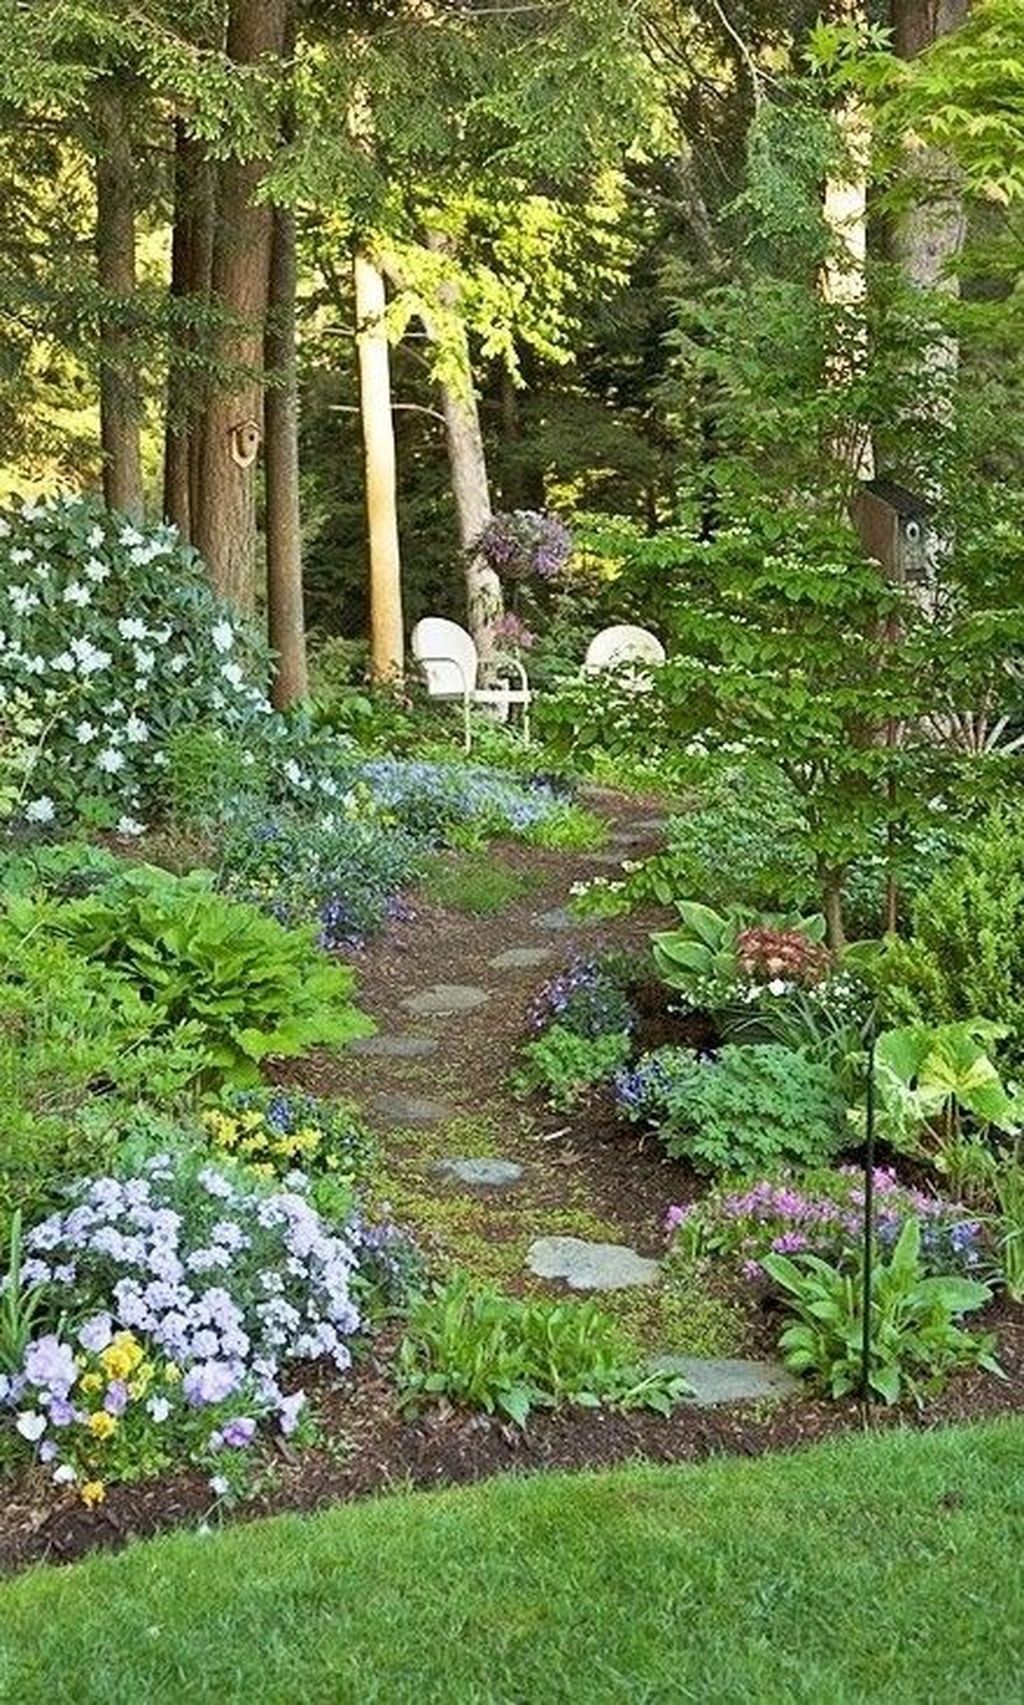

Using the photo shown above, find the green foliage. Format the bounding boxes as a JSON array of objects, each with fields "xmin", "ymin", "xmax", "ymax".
[
  {"xmin": 868, "ymin": 807, "xmax": 1024, "ymax": 1062},
  {"xmin": 513, "ymin": 1024, "xmax": 631, "ymax": 1112},
  {"xmin": 43, "ymin": 864, "xmax": 373, "ymax": 1086},
  {"xmin": 993, "ymin": 1148, "xmax": 1024, "ymax": 1304},
  {"xmin": 858, "ymin": 1020, "xmax": 1024, "ymax": 1157},
  {"xmin": 0, "ymin": 1212, "xmax": 48, "ymax": 1375},
  {"xmin": 0, "ymin": 926, "xmax": 202, "ymax": 1229},
  {"xmin": 620, "ymin": 1044, "xmax": 845, "ymax": 1175},
  {"xmin": 651, "ymin": 899, "xmax": 826, "ymax": 1002},
  {"xmin": 764, "ymin": 1219, "xmax": 999, "ymax": 1406},
  {"xmin": 520, "ymin": 801, "xmax": 606, "ymax": 852},
  {"xmin": 397, "ymin": 1274, "xmax": 685, "ymax": 1426}
]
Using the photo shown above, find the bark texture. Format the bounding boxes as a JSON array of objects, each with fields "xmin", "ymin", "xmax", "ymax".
[
  {"xmin": 92, "ymin": 77, "xmax": 143, "ymax": 521},
  {"xmin": 193, "ymin": 0, "xmax": 286, "ymax": 610},
  {"xmin": 163, "ymin": 121, "xmax": 215, "ymax": 539},
  {"xmin": 354, "ymin": 248, "xmax": 404, "ymax": 680},
  {"xmin": 891, "ymin": 0, "xmax": 970, "ymax": 298},
  {"xmin": 264, "ymin": 8, "xmax": 308, "ymax": 709}
]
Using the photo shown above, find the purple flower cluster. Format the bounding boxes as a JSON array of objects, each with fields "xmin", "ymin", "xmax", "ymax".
[
  {"xmin": 532, "ymin": 957, "xmax": 635, "ymax": 1040},
  {"xmin": 14, "ymin": 1157, "xmax": 365, "ymax": 1427},
  {"xmin": 490, "ymin": 612, "xmax": 537, "ymax": 652},
  {"xmin": 476, "ymin": 511, "xmax": 573, "ymax": 582},
  {"xmin": 665, "ymin": 1167, "xmax": 989, "ymax": 1280}
]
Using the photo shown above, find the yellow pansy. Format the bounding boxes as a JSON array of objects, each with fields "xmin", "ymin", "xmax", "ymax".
[
  {"xmin": 79, "ymin": 1371, "xmax": 103, "ymax": 1395},
  {"xmin": 87, "ymin": 1411, "xmax": 117, "ymax": 1439},
  {"xmin": 80, "ymin": 1481, "xmax": 106, "ymax": 1508}
]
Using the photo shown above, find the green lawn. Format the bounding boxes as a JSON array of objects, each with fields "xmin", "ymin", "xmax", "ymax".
[{"xmin": 2, "ymin": 1421, "xmax": 1022, "ymax": 1703}]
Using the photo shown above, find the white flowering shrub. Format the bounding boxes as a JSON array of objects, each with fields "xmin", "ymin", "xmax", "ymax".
[{"xmin": 0, "ymin": 495, "xmax": 271, "ymax": 831}]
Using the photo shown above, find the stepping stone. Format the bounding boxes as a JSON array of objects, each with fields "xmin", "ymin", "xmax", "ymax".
[
  {"xmin": 349, "ymin": 1034, "xmax": 439, "ymax": 1059},
  {"xmin": 532, "ymin": 907, "xmax": 595, "ymax": 932},
  {"xmin": 370, "ymin": 1091, "xmax": 456, "ymax": 1127},
  {"xmin": 401, "ymin": 983, "xmax": 489, "ymax": 1016},
  {"xmin": 648, "ymin": 1355, "xmax": 801, "ymax": 1407},
  {"xmin": 583, "ymin": 852, "xmax": 628, "ymax": 867},
  {"xmin": 526, "ymin": 1236, "xmax": 659, "ymax": 1291},
  {"xmin": 608, "ymin": 828, "xmax": 651, "ymax": 848},
  {"xmin": 630, "ymin": 817, "xmax": 669, "ymax": 833},
  {"xmin": 434, "ymin": 1158, "xmax": 524, "ymax": 1190},
  {"xmin": 488, "ymin": 946, "xmax": 553, "ymax": 971}
]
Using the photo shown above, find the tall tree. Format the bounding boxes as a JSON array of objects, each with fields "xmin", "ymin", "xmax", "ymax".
[
  {"xmin": 264, "ymin": 0, "xmax": 307, "ymax": 707},
  {"xmin": 891, "ymin": 1, "xmax": 971, "ymax": 302},
  {"xmin": 163, "ymin": 118, "xmax": 216, "ymax": 539},
  {"xmin": 90, "ymin": 74, "xmax": 144, "ymax": 519},
  {"xmin": 193, "ymin": 0, "xmax": 287, "ymax": 611},
  {"xmin": 354, "ymin": 247, "xmax": 404, "ymax": 679}
]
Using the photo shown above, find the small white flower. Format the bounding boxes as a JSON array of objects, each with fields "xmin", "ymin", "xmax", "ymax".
[
  {"xmin": 23, "ymin": 654, "xmax": 45, "ymax": 675},
  {"xmin": 75, "ymin": 720, "xmax": 97, "ymax": 744},
  {"xmin": 8, "ymin": 583, "xmax": 39, "ymax": 615},
  {"xmin": 134, "ymin": 647, "xmax": 155, "ymax": 674},
  {"xmin": 117, "ymin": 815, "xmax": 145, "ymax": 837},
  {"xmin": 169, "ymin": 653, "xmax": 187, "ymax": 674},
  {"xmin": 97, "ymin": 748, "xmax": 124, "ymax": 774},
  {"xmin": 221, "ymin": 661, "xmax": 244, "ymax": 689},
  {"xmin": 52, "ymin": 1463, "xmax": 77, "ymax": 1485},
  {"xmin": 84, "ymin": 556, "xmax": 109, "ymax": 583},
  {"xmin": 63, "ymin": 580, "xmax": 91, "ymax": 607},
  {"xmin": 125, "ymin": 714, "xmax": 149, "ymax": 744},
  {"xmin": 118, "ymin": 616, "xmax": 148, "ymax": 641},
  {"xmin": 50, "ymin": 651, "xmax": 76, "ymax": 673},
  {"xmin": 9, "ymin": 548, "xmax": 33, "ymax": 566},
  {"xmin": 25, "ymin": 796, "xmax": 55, "ymax": 823},
  {"xmin": 209, "ymin": 1475, "xmax": 230, "ymax": 1498},
  {"xmin": 119, "ymin": 525, "xmax": 144, "ymax": 549},
  {"xmin": 87, "ymin": 525, "xmax": 105, "ymax": 550},
  {"xmin": 767, "ymin": 978, "xmax": 788, "ymax": 997},
  {"xmin": 211, "ymin": 620, "xmax": 235, "ymax": 654}
]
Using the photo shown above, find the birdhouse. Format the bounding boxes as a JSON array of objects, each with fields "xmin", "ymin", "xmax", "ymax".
[
  {"xmin": 850, "ymin": 478, "xmax": 931, "ymax": 584},
  {"xmin": 230, "ymin": 419, "xmax": 262, "ymax": 470}
]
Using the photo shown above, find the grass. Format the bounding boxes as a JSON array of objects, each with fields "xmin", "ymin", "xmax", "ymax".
[
  {"xmin": 1, "ymin": 1420, "xmax": 1021, "ymax": 1702},
  {"xmin": 418, "ymin": 849, "xmax": 540, "ymax": 914}
]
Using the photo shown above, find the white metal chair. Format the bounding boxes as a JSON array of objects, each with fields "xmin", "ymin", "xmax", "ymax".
[
  {"xmin": 583, "ymin": 624, "xmax": 666, "ymax": 692},
  {"xmin": 411, "ymin": 617, "xmax": 532, "ymax": 752}
]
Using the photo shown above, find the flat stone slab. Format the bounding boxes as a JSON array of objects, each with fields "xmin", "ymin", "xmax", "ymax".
[
  {"xmin": 648, "ymin": 1355, "xmax": 801, "ymax": 1407},
  {"xmin": 526, "ymin": 1236, "xmax": 659, "ymax": 1291},
  {"xmin": 349, "ymin": 1033, "xmax": 439, "ymax": 1059},
  {"xmin": 370, "ymin": 1092, "xmax": 456, "ymax": 1127},
  {"xmin": 532, "ymin": 907, "xmax": 595, "ymax": 932},
  {"xmin": 630, "ymin": 817, "xmax": 669, "ymax": 833},
  {"xmin": 433, "ymin": 1157, "xmax": 524, "ymax": 1190},
  {"xmin": 583, "ymin": 852, "xmax": 628, "ymax": 867},
  {"xmin": 401, "ymin": 983, "xmax": 489, "ymax": 1016},
  {"xmin": 488, "ymin": 947, "xmax": 553, "ymax": 971}
]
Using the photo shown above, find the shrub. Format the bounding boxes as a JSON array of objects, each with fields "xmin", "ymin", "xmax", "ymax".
[
  {"xmin": 514, "ymin": 1025, "xmax": 632, "ymax": 1111},
  {"xmin": 2, "ymin": 1154, "xmax": 381, "ymax": 1498},
  {"xmin": 868, "ymin": 807, "xmax": 1024, "ymax": 1061},
  {"xmin": 43, "ymin": 864, "xmax": 373, "ymax": 1085},
  {"xmin": 201, "ymin": 1088, "xmax": 376, "ymax": 1183},
  {"xmin": 764, "ymin": 1218, "xmax": 999, "ymax": 1405},
  {"xmin": 397, "ymin": 1274, "xmax": 684, "ymax": 1425},
  {"xmin": 617, "ymin": 1044, "xmax": 845, "ymax": 1173},
  {"xmin": 0, "ymin": 495, "xmax": 270, "ymax": 830},
  {"xmin": 667, "ymin": 1167, "xmax": 990, "ymax": 1282},
  {"xmin": 350, "ymin": 757, "xmax": 563, "ymax": 842}
]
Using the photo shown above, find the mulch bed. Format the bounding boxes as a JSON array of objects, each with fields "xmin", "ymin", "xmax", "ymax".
[
  {"xmin": 2, "ymin": 1299, "xmax": 1021, "ymax": 1575},
  {"xmin": 3, "ymin": 785, "xmax": 1022, "ymax": 1576}
]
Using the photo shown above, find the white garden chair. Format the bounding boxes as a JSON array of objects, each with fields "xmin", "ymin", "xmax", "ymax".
[
  {"xmin": 583, "ymin": 624, "xmax": 666, "ymax": 692},
  {"xmin": 411, "ymin": 617, "xmax": 532, "ymax": 752}
]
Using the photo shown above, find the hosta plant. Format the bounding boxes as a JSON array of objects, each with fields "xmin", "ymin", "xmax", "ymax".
[
  {"xmin": 763, "ymin": 1218, "xmax": 1000, "ymax": 1406},
  {"xmin": 34, "ymin": 865, "xmax": 373, "ymax": 1086}
]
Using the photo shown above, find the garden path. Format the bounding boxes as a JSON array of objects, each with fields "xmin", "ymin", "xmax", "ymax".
[{"xmin": 282, "ymin": 789, "xmax": 684, "ymax": 1321}]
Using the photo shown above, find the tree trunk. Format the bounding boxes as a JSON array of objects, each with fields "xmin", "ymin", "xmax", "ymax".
[
  {"xmin": 91, "ymin": 77, "xmax": 143, "ymax": 521},
  {"xmin": 822, "ymin": 2, "xmax": 874, "ymax": 480},
  {"xmin": 354, "ymin": 247, "xmax": 404, "ymax": 680},
  {"xmin": 424, "ymin": 232, "xmax": 502, "ymax": 653},
  {"xmin": 264, "ymin": 8, "xmax": 308, "ymax": 710},
  {"xmin": 891, "ymin": 2, "xmax": 970, "ymax": 305},
  {"xmin": 820, "ymin": 864, "xmax": 848, "ymax": 954},
  {"xmin": 193, "ymin": 0, "xmax": 286, "ymax": 611},
  {"xmin": 163, "ymin": 120, "xmax": 214, "ymax": 539}
]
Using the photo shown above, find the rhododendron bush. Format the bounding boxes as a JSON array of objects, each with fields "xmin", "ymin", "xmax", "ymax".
[{"xmin": 0, "ymin": 495, "xmax": 269, "ymax": 830}]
